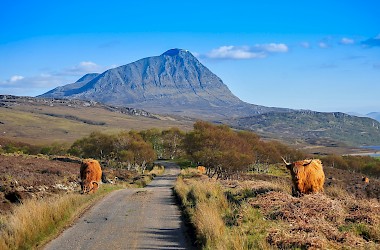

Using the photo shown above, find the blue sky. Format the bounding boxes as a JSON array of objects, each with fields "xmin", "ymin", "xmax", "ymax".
[{"xmin": 1, "ymin": 0, "xmax": 379, "ymax": 114}]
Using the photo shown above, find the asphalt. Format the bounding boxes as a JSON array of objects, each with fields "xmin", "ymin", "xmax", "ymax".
[{"xmin": 44, "ymin": 162, "xmax": 194, "ymax": 250}]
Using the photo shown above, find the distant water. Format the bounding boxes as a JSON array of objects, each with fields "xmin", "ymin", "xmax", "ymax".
[
  {"xmin": 361, "ymin": 146, "xmax": 380, "ymax": 151},
  {"xmin": 361, "ymin": 146, "xmax": 380, "ymax": 157}
]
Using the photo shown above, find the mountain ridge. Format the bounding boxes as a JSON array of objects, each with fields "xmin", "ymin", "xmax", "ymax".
[
  {"xmin": 227, "ymin": 110, "xmax": 380, "ymax": 147},
  {"xmin": 38, "ymin": 48, "xmax": 380, "ymax": 146},
  {"xmin": 39, "ymin": 49, "xmax": 286, "ymax": 118}
]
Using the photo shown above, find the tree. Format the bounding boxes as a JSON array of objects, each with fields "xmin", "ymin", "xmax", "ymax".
[
  {"xmin": 139, "ymin": 128, "xmax": 164, "ymax": 159},
  {"xmin": 162, "ymin": 127, "xmax": 185, "ymax": 159},
  {"xmin": 184, "ymin": 121, "xmax": 254, "ymax": 179},
  {"xmin": 69, "ymin": 131, "xmax": 115, "ymax": 159},
  {"xmin": 69, "ymin": 130, "xmax": 156, "ymax": 172}
]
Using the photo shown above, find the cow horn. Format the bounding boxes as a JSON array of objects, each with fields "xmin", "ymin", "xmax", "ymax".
[
  {"xmin": 303, "ymin": 159, "xmax": 313, "ymax": 166},
  {"xmin": 281, "ymin": 156, "xmax": 291, "ymax": 166}
]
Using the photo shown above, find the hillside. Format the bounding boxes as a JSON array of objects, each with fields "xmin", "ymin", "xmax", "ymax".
[
  {"xmin": 0, "ymin": 95, "xmax": 193, "ymax": 145},
  {"xmin": 39, "ymin": 49, "xmax": 285, "ymax": 119},
  {"xmin": 228, "ymin": 110, "xmax": 380, "ymax": 147},
  {"xmin": 367, "ymin": 112, "xmax": 380, "ymax": 122}
]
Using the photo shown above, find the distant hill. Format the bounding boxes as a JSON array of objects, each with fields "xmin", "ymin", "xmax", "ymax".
[
  {"xmin": 0, "ymin": 95, "xmax": 193, "ymax": 144},
  {"xmin": 227, "ymin": 110, "xmax": 380, "ymax": 147},
  {"xmin": 39, "ymin": 49, "xmax": 283, "ymax": 119},
  {"xmin": 367, "ymin": 112, "xmax": 380, "ymax": 122}
]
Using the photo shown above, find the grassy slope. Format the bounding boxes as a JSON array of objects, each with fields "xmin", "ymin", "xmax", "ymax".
[{"xmin": 0, "ymin": 104, "xmax": 193, "ymax": 145}]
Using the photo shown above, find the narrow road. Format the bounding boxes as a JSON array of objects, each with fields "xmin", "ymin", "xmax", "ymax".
[{"xmin": 44, "ymin": 162, "xmax": 194, "ymax": 250}]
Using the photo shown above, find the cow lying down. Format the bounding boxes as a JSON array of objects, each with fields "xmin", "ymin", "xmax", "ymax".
[
  {"xmin": 282, "ymin": 157, "xmax": 325, "ymax": 197},
  {"xmin": 80, "ymin": 159, "xmax": 102, "ymax": 194}
]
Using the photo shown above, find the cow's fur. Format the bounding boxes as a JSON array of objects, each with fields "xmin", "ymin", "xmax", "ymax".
[
  {"xmin": 362, "ymin": 176, "xmax": 370, "ymax": 183},
  {"xmin": 80, "ymin": 159, "xmax": 102, "ymax": 194},
  {"xmin": 197, "ymin": 166, "xmax": 206, "ymax": 174},
  {"xmin": 282, "ymin": 158, "xmax": 325, "ymax": 196}
]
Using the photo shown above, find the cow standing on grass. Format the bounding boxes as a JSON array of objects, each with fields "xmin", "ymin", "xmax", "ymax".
[
  {"xmin": 282, "ymin": 157, "xmax": 325, "ymax": 197},
  {"xmin": 80, "ymin": 159, "xmax": 102, "ymax": 194}
]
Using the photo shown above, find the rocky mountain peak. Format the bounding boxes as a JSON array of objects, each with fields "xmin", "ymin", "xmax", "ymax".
[
  {"xmin": 39, "ymin": 49, "xmax": 278, "ymax": 118},
  {"xmin": 161, "ymin": 48, "xmax": 189, "ymax": 57}
]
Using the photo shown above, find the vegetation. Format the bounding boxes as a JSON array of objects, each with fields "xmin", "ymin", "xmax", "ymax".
[
  {"xmin": 3, "ymin": 120, "xmax": 380, "ymax": 180},
  {"xmin": 3, "ymin": 119, "xmax": 380, "ymax": 249},
  {"xmin": 184, "ymin": 121, "xmax": 306, "ymax": 179},
  {"xmin": 322, "ymin": 154, "xmax": 380, "ymax": 178},
  {"xmin": 0, "ymin": 184, "xmax": 120, "ymax": 250},
  {"xmin": 175, "ymin": 168, "xmax": 380, "ymax": 249},
  {"xmin": 69, "ymin": 131, "xmax": 156, "ymax": 173},
  {"xmin": 139, "ymin": 127, "xmax": 186, "ymax": 159}
]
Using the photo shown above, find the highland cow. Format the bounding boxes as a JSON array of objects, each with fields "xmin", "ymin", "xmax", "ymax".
[
  {"xmin": 197, "ymin": 166, "xmax": 206, "ymax": 174},
  {"xmin": 80, "ymin": 159, "xmax": 102, "ymax": 194},
  {"xmin": 282, "ymin": 157, "xmax": 325, "ymax": 196},
  {"xmin": 362, "ymin": 176, "xmax": 370, "ymax": 183}
]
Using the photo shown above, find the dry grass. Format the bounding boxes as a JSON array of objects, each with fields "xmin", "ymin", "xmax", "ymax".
[
  {"xmin": 176, "ymin": 169, "xmax": 380, "ymax": 249},
  {"xmin": 175, "ymin": 177, "xmax": 230, "ymax": 249},
  {"xmin": 175, "ymin": 173, "xmax": 272, "ymax": 249},
  {"xmin": 0, "ymin": 102, "xmax": 193, "ymax": 145},
  {"xmin": 146, "ymin": 164, "xmax": 165, "ymax": 176},
  {"xmin": 0, "ymin": 184, "xmax": 119, "ymax": 250}
]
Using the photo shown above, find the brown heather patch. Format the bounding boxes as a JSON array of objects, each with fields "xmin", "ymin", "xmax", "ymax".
[
  {"xmin": 177, "ymin": 167, "xmax": 380, "ymax": 249},
  {"xmin": 249, "ymin": 191, "xmax": 380, "ymax": 249}
]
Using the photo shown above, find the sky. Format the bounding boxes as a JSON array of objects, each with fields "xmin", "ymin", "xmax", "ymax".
[{"xmin": 1, "ymin": 0, "xmax": 379, "ymax": 114}]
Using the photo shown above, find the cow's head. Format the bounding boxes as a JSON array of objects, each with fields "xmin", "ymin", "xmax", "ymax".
[
  {"xmin": 281, "ymin": 157, "xmax": 313, "ymax": 179},
  {"xmin": 80, "ymin": 180, "xmax": 99, "ymax": 194},
  {"xmin": 281, "ymin": 157, "xmax": 313, "ymax": 169}
]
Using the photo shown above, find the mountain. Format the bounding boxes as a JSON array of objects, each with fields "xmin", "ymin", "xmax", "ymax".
[
  {"xmin": 227, "ymin": 110, "xmax": 380, "ymax": 147},
  {"xmin": 367, "ymin": 112, "xmax": 380, "ymax": 122},
  {"xmin": 39, "ymin": 48, "xmax": 380, "ymax": 146},
  {"xmin": 42, "ymin": 73, "xmax": 100, "ymax": 97},
  {"xmin": 39, "ymin": 49, "xmax": 283, "ymax": 119}
]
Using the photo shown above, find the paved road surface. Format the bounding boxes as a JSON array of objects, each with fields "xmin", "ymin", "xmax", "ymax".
[{"xmin": 44, "ymin": 162, "xmax": 194, "ymax": 250}]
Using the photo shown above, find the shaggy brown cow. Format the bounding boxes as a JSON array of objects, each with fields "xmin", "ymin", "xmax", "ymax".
[
  {"xmin": 197, "ymin": 166, "xmax": 206, "ymax": 174},
  {"xmin": 282, "ymin": 157, "xmax": 325, "ymax": 196},
  {"xmin": 80, "ymin": 159, "xmax": 102, "ymax": 194},
  {"xmin": 362, "ymin": 176, "xmax": 370, "ymax": 183}
]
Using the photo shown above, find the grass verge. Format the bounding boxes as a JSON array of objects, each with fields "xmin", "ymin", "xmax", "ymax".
[
  {"xmin": 0, "ymin": 184, "xmax": 121, "ymax": 250},
  {"xmin": 174, "ymin": 169, "xmax": 272, "ymax": 249}
]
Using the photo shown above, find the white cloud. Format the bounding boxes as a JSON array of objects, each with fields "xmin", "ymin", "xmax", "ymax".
[
  {"xmin": 0, "ymin": 74, "xmax": 64, "ymax": 96},
  {"xmin": 0, "ymin": 61, "xmax": 117, "ymax": 96},
  {"xmin": 207, "ymin": 46, "xmax": 266, "ymax": 59},
  {"xmin": 9, "ymin": 75, "xmax": 25, "ymax": 82},
  {"xmin": 65, "ymin": 61, "xmax": 104, "ymax": 75},
  {"xmin": 340, "ymin": 37, "xmax": 354, "ymax": 45},
  {"xmin": 206, "ymin": 43, "xmax": 288, "ymax": 60},
  {"xmin": 255, "ymin": 43, "xmax": 288, "ymax": 53}
]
